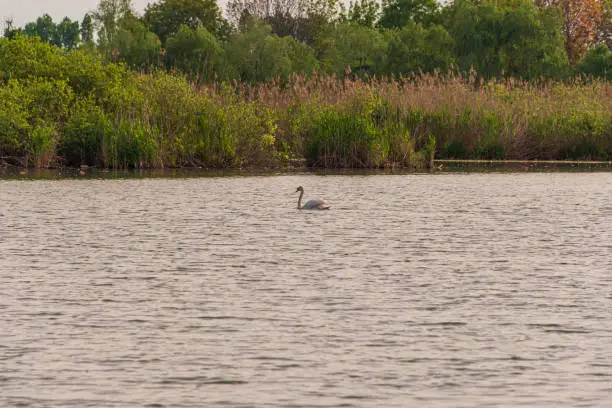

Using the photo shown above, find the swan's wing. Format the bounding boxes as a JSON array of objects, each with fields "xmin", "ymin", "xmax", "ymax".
[{"xmin": 303, "ymin": 199, "xmax": 330, "ymax": 210}]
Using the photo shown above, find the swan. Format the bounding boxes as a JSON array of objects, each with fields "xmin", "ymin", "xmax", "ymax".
[{"xmin": 296, "ymin": 186, "xmax": 330, "ymax": 210}]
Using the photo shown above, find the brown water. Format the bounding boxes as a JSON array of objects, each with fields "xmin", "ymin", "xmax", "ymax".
[{"xmin": 1, "ymin": 173, "xmax": 611, "ymax": 407}]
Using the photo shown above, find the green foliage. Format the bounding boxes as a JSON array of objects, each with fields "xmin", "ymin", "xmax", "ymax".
[
  {"xmin": 215, "ymin": 100, "xmax": 279, "ymax": 166},
  {"xmin": 526, "ymin": 112, "xmax": 612, "ymax": 160},
  {"xmin": 0, "ymin": 76, "xmax": 73, "ymax": 164},
  {"xmin": 579, "ymin": 45, "xmax": 612, "ymax": 79},
  {"xmin": 345, "ymin": 0, "xmax": 381, "ymax": 28},
  {"xmin": 144, "ymin": 0, "xmax": 225, "ymax": 44},
  {"xmin": 445, "ymin": 0, "xmax": 569, "ymax": 79},
  {"xmin": 93, "ymin": 0, "xmax": 134, "ymax": 54},
  {"xmin": 227, "ymin": 0, "xmax": 341, "ymax": 46},
  {"xmin": 80, "ymin": 14, "xmax": 95, "ymax": 46},
  {"xmin": 321, "ymin": 22, "xmax": 387, "ymax": 76},
  {"xmin": 0, "ymin": 35, "xmax": 127, "ymax": 102},
  {"xmin": 133, "ymin": 72, "xmax": 198, "ymax": 165},
  {"xmin": 498, "ymin": 3, "xmax": 568, "ymax": 80},
  {"xmin": 61, "ymin": 102, "xmax": 113, "ymax": 166},
  {"xmin": 224, "ymin": 20, "xmax": 295, "ymax": 82},
  {"xmin": 305, "ymin": 107, "xmax": 384, "ymax": 167},
  {"xmin": 378, "ymin": 0, "xmax": 440, "ymax": 29},
  {"xmin": 0, "ymin": 81, "xmax": 30, "ymax": 155},
  {"xmin": 166, "ymin": 25, "xmax": 223, "ymax": 81},
  {"xmin": 384, "ymin": 22, "xmax": 454, "ymax": 75},
  {"xmin": 299, "ymin": 96, "xmax": 416, "ymax": 168},
  {"xmin": 111, "ymin": 14, "xmax": 162, "ymax": 70},
  {"xmin": 2, "ymin": 23, "xmax": 610, "ymax": 170},
  {"xmin": 28, "ymin": 124, "xmax": 57, "ymax": 167},
  {"xmin": 106, "ymin": 119, "xmax": 159, "ymax": 168},
  {"xmin": 24, "ymin": 14, "xmax": 61, "ymax": 46},
  {"xmin": 57, "ymin": 17, "xmax": 81, "ymax": 49},
  {"xmin": 285, "ymin": 36, "xmax": 321, "ymax": 75}
]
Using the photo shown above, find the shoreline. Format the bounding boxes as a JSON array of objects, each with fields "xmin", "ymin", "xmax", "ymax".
[
  {"xmin": 435, "ymin": 159, "xmax": 612, "ymax": 165},
  {"xmin": 2, "ymin": 160, "xmax": 611, "ymax": 180}
]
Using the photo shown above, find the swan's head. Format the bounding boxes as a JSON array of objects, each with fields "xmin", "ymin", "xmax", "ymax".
[{"xmin": 296, "ymin": 186, "xmax": 304, "ymax": 193}]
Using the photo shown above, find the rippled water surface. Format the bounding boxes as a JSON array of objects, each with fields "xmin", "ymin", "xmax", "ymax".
[{"xmin": 1, "ymin": 172, "xmax": 611, "ymax": 407}]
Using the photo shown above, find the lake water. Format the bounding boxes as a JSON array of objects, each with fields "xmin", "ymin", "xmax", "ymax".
[{"xmin": 1, "ymin": 171, "xmax": 611, "ymax": 407}]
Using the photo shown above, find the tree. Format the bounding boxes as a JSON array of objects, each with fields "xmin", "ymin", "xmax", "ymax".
[
  {"xmin": 284, "ymin": 34, "xmax": 320, "ymax": 74},
  {"xmin": 345, "ymin": 0, "xmax": 380, "ymax": 28},
  {"xmin": 384, "ymin": 21, "xmax": 455, "ymax": 75},
  {"xmin": 224, "ymin": 19, "xmax": 297, "ymax": 82},
  {"xmin": 534, "ymin": 0, "xmax": 603, "ymax": 63},
  {"xmin": 93, "ymin": 0, "xmax": 134, "ymax": 52},
  {"xmin": 24, "ymin": 14, "xmax": 61, "ymax": 46},
  {"xmin": 81, "ymin": 14, "xmax": 95, "ymax": 46},
  {"xmin": 445, "ymin": 0, "xmax": 504, "ymax": 78},
  {"xmin": 3, "ymin": 18, "xmax": 23, "ymax": 39},
  {"xmin": 144, "ymin": 0, "xmax": 226, "ymax": 44},
  {"xmin": 499, "ymin": 2, "xmax": 569, "ymax": 79},
  {"xmin": 57, "ymin": 17, "xmax": 80, "ymax": 49},
  {"xmin": 378, "ymin": 0, "xmax": 440, "ymax": 29},
  {"xmin": 226, "ymin": 0, "xmax": 341, "ymax": 45},
  {"xmin": 166, "ymin": 25, "xmax": 223, "ymax": 81},
  {"xmin": 111, "ymin": 14, "xmax": 162, "ymax": 69},
  {"xmin": 579, "ymin": 43, "xmax": 612, "ymax": 78},
  {"xmin": 445, "ymin": 0, "xmax": 568, "ymax": 79},
  {"xmin": 597, "ymin": 0, "xmax": 612, "ymax": 48},
  {"xmin": 320, "ymin": 22, "xmax": 387, "ymax": 76}
]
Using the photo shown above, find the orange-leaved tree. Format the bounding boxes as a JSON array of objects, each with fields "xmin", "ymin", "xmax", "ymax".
[{"xmin": 535, "ymin": 0, "xmax": 603, "ymax": 63}]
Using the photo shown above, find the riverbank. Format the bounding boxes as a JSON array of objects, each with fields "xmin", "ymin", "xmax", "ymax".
[{"xmin": 1, "ymin": 37, "xmax": 611, "ymax": 170}]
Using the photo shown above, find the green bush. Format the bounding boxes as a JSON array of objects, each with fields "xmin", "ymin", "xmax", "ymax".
[
  {"xmin": 60, "ymin": 103, "xmax": 113, "ymax": 166},
  {"xmin": 105, "ymin": 120, "xmax": 159, "ymax": 168}
]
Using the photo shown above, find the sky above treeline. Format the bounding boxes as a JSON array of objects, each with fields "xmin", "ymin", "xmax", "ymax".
[{"xmin": 1, "ymin": 0, "xmax": 227, "ymax": 28}]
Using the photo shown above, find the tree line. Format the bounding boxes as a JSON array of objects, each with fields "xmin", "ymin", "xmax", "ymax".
[{"xmin": 3, "ymin": 0, "xmax": 612, "ymax": 82}]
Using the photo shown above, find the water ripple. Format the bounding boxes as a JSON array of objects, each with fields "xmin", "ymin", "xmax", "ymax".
[{"xmin": 1, "ymin": 173, "xmax": 611, "ymax": 407}]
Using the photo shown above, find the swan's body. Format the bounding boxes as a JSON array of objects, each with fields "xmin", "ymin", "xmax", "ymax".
[{"xmin": 296, "ymin": 186, "xmax": 330, "ymax": 210}]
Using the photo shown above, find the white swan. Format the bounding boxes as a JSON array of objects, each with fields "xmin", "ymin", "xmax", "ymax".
[{"xmin": 296, "ymin": 186, "xmax": 330, "ymax": 210}]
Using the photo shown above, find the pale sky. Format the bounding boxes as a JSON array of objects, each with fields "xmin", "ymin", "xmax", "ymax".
[{"xmin": 0, "ymin": 0, "xmax": 226, "ymax": 28}]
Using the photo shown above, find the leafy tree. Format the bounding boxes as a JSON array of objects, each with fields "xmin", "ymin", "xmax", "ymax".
[
  {"xmin": 24, "ymin": 14, "xmax": 61, "ymax": 46},
  {"xmin": 166, "ymin": 25, "xmax": 223, "ymax": 81},
  {"xmin": 57, "ymin": 17, "xmax": 80, "ymax": 49},
  {"xmin": 499, "ymin": 2, "xmax": 569, "ymax": 79},
  {"xmin": 579, "ymin": 43, "xmax": 612, "ymax": 78},
  {"xmin": 378, "ymin": 0, "xmax": 440, "ymax": 29},
  {"xmin": 445, "ymin": 0, "xmax": 503, "ymax": 77},
  {"xmin": 345, "ymin": 0, "xmax": 380, "ymax": 28},
  {"xmin": 144, "ymin": 0, "xmax": 226, "ymax": 44},
  {"xmin": 285, "ymin": 35, "xmax": 320, "ymax": 74},
  {"xmin": 93, "ymin": 0, "xmax": 134, "ymax": 52},
  {"xmin": 446, "ymin": 0, "xmax": 568, "ymax": 79},
  {"xmin": 224, "ymin": 19, "xmax": 295, "ymax": 82},
  {"xmin": 111, "ymin": 15, "xmax": 162, "ymax": 69},
  {"xmin": 384, "ymin": 21, "xmax": 454, "ymax": 75},
  {"xmin": 81, "ymin": 14, "xmax": 95, "ymax": 46},
  {"xmin": 227, "ymin": 0, "xmax": 341, "ymax": 45},
  {"xmin": 321, "ymin": 22, "xmax": 387, "ymax": 76},
  {"xmin": 535, "ymin": 0, "xmax": 603, "ymax": 63}
]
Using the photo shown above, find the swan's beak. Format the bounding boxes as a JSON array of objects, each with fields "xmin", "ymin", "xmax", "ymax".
[{"xmin": 295, "ymin": 188, "xmax": 299, "ymax": 192}]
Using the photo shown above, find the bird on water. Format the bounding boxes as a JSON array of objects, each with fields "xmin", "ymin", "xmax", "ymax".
[{"xmin": 295, "ymin": 186, "xmax": 330, "ymax": 210}]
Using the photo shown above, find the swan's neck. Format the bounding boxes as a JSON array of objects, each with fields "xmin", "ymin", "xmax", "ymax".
[{"xmin": 297, "ymin": 190, "xmax": 303, "ymax": 209}]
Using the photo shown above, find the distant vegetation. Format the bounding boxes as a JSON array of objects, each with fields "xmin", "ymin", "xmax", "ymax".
[{"xmin": 1, "ymin": 0, "xmax": 611, "ymax": 168}]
